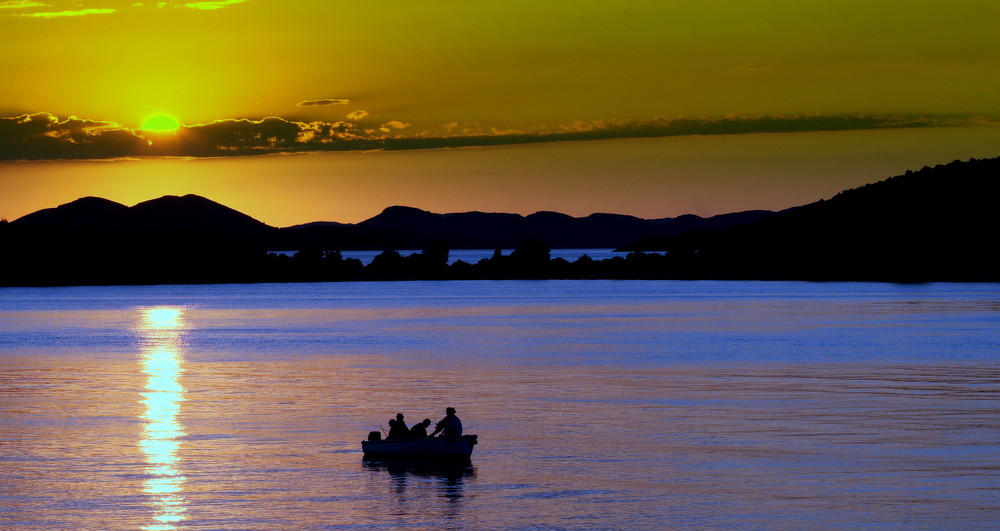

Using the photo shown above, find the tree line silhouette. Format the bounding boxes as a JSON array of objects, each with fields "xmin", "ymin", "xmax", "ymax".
[
  {"xmin": 2, "ymin": 156, "xmax": 997, "ymax": 286},
  {"xmin": 2, "ymin": 225, "xmax": 995, "ymax": 286},
  {"xmin": 0, "ymin": 226, "xmax": 695, "ymax": 286}
]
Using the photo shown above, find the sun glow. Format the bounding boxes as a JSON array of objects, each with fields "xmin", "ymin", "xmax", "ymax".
[
  {"xmin": 137, "ymin": 306, "xmax": 188, "ymax": 530},
  {"xmin": 141, "ymin": 114, "xmax": 181, "ymax": 133}
]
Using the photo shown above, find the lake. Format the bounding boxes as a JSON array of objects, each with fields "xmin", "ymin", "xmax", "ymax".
[{"xmin": 1, "ymin": 280, "xmax": 999, "ymax": 530}]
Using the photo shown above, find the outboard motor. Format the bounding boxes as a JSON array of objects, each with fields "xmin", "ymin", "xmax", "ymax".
[{"xmin": 368, "ymin": 431, "xmax": 382, "ymax": 441}]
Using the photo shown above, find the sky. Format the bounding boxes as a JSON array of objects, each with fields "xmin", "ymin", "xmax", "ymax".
[{"xmin": 2, "ymin": 0, "xmax": 999, "ymax": 225}]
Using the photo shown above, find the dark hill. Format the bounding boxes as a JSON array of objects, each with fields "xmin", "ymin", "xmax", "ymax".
[
  {"xmin": 13, "ymin": 196, "xmax": 129, "ymax": 230},
  {"xmin": 641, "ymin": 157, "xmax": 1000, "ymax": 281},
  {"xmin": 6, "ymin": 194, "xmax": 275, "ymax": 286},
  {"xmin": 13, "ymin": 193, "xmax": 276, "ymax": 240},
  {"xmin": 329, "ymin": 205, "xmax": 778, "ymax": 249},
  {"xmin": 360, "ymin": 205, "xmax": 444, "ymax": 229},
  {"xmin": 286, "ymin": 221, "xmax": 348, "ymax": 229},
  {"xmin": 12, "ymin": 193, "xmax": 779, "ymax": 252},
  {"xmin": 3, "ymin": 155, "xmax": 998, "ymax": 284},
  {"xmin": 128, "ymin": 194, "xmax": 274, "ymax": 237}
]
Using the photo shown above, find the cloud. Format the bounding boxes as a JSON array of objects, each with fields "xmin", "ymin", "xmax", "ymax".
[
  {"xmin": 295, "ymin": 120, "xmax": 361, "ymax": 144},
  {"xmin": 0, "ymin": 1, "xmax": 46, "ymax": 9},
  {"xmin": 0, "ymin": 113, "xmax": 147, "ymax": 160},
  {"xmin": 184, "ymin": 0, "xmax": 243, "ymax": 9},
  {"xmin": 346, "ymin": 110, "xmax": 369, "ymax": 121},
  {"xmin": 297, "ymin": 98, "xmax": 351, "ymax": 107},
  {"xmin": 15, "ymin": 7, "xmax": 115, "ymax": 17},
  {"xmin": 379, "ymin": 120, "xmax": 411, "ymax": 133},
  {"xmin": 182, "ymin": 117, "xmax": 302, "ymax": 151},
  {"xmin": 1, "ymin": 0, "xmax": 248, "ymax": 14},
  {"xmin": 0, "ymin": 111, "xmax": 977, "ymax": 161},
  {"xmin": 375, "ymin": 114, "xmax": 957, "ymax": 151}
]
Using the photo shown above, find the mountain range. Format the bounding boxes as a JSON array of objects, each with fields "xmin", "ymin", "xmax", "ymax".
[
  {"xmin": 624, "ymin": 156, "xmax": 999, "ymax": 280},
  {"xmin": 10, "ymin": 192, "xmax": 778, "ymax": 250},
  {"xmin": 3, "ymin": 155, "xmax": 998, "ymax": 283}
]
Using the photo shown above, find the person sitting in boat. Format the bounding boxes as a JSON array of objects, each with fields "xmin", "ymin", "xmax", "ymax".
[
  {"xmin": 386, "ymin": 413, "xmax": 410, "ymax": 439},
  {"xmin": 429, "ymin": 407, "xmax": 463, "ymax": 437},
  {"xmin": 409, "ymin": 418, "xmax": 432, "ymax": 438}
]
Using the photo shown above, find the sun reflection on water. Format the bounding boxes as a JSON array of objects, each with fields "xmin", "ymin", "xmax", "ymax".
[{"xmin": 138, "ymin": 307, "xmax": 188, "ymax": 530}]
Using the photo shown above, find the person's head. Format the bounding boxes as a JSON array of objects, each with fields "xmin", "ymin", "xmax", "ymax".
[
  {"xmin": 388, "ymin": 419, "xmax": 396, "ymax": 426},
  {"xmin": 421, "ymin": 419, "xmax": 431, "ymax": 427},
  {"xmin": 445, "ymin": 407, "xmax": 456, "ymax": 416},
  {"xmin": 396, "ymin": 413, "xmax": 404, "ymax": 421}
]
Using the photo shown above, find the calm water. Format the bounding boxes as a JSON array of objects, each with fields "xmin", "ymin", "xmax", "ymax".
[{"xmin": 1, "ymin": 280, "xmax": 999, "ymax": 530}]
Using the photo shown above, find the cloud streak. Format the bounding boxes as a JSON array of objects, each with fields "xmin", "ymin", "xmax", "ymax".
[
  {"xmin": 0, "ymin": 1, "xmax": 45, "ymax": 9},
  {"xmin": 1, "ymin": 0, "xmax": 246, "ymax": 17},
  {"xmin": 297, "ymin": 98, "xmax": 351, "ymax": 107},
  {"xmin": 184, "ymin": 0, "xmax": 244, "ymax": 10},
  {"xmin": 14, "ymin": 7, "xmax": 115, "ymax": 17},
  {"xmin": 0, "ymin": 113, "xmax": 147, "ymax": 159},
  {"xmin": 0, "ymin": 112, "xmax": 981, "ymax": 161}
]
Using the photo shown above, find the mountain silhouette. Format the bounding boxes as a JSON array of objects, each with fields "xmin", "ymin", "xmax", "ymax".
[
  {"xmin": 4, "ymin": 155, "xmax": 998, "ymax": 284},
  {"xmin": 13, "ymin": 194, "xmax": 276, "ymax": 239},
  {"xmin": 128, "ymin": 194, "xmax": 274, "ymax": 237},
  {"xmin": 329, "ymin": 205, "xmax": 775, "ymax": 249},
  {"xmin": 11, "ymin": 194, "xmax": 777, "ymax": 251},
  {"xmin": 633, "ymin": 157, "xmax": 1000, "ymax": 281},
  {"xmin": 13, "ymin": 196, "xmax": 129, "ymax": 230}
]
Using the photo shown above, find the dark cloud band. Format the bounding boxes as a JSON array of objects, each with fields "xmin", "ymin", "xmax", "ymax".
[
  {"xmin": 296, "ymin": 98, "xmax": 351, "ymax": 107},
  {"xmin": 0, "ymin": 112, "xmax": 976, "ymax": 161},
  {"xmin": 0, "ymin": 113, "xmax": 148, "ymax": 160}
]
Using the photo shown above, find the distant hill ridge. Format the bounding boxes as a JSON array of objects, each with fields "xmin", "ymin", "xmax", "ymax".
[
  {"xmin": 3, "ymin": 155, "xmax": 998, "ymax": 283},
  {"xmin": 619, "ymin": 156, "xmax": 1000, "ymax": 280},
  {"xmin": 9, "ymin": 155, "xmax": 1000, "ymax": 257},
  {"xmin": 629, "ymin": 156, "xmax": 1000, "ymax": 251},
  {"xmin": 12, "ymin": 193, "xmax": 778, "ymax": 250},
  {"xmin": 14, "ymin": 194, "xmax": 273, "ymax": 238}
]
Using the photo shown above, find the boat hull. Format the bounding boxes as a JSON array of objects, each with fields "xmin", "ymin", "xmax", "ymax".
[{"xmin": 362, "ymin": 434, "xmax": 478, "ymax": 460}]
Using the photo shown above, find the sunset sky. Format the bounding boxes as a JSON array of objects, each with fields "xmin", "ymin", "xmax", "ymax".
[{"xmin": 2, "ymin": 0, "xmax": 999, "ymax": 225}]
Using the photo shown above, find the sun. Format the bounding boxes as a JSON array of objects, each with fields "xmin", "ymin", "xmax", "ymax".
[{"xmin": 141, "ymin": 114, "xmax": 181, "ymax": 133}]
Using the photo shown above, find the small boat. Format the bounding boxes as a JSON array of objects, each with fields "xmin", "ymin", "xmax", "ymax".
[{"xmin": 362, "ymin": 433, "xmax": 478, "ymax": 460}]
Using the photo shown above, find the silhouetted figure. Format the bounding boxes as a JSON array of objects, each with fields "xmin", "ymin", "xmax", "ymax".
[
  {"xmin": 387, "ymin": 413, "xmax": 410, "ymax": 439},
  {"xmin": 409, "ymin": 418, "xmax": 432, "ymax": 438},
  {"xmin": 430, "ymin": 407, "xmax": 463, "ymax": 437}
]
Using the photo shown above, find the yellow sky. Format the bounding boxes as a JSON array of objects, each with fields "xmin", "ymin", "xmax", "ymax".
[
  {"xmin": 2, "ymin": 0, "xmax": 999, "ymax": 224},
  {"xmin": 5, "ymin": 125, "xmax": 1000, "ymax": 226},
  {"xmin": 4, "ymin": 0, "xmax": 999, "ymax": 125}
]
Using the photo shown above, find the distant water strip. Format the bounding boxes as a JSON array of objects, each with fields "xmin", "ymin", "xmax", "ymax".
[{"xmin": 267, "ymin": 249, "xmax": 646, "ymax": 265}]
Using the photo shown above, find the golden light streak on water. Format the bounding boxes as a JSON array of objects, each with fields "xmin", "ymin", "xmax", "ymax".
[{"xmin": 138, "ymin": 307, "xmax": 188, "ymax": 530}]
